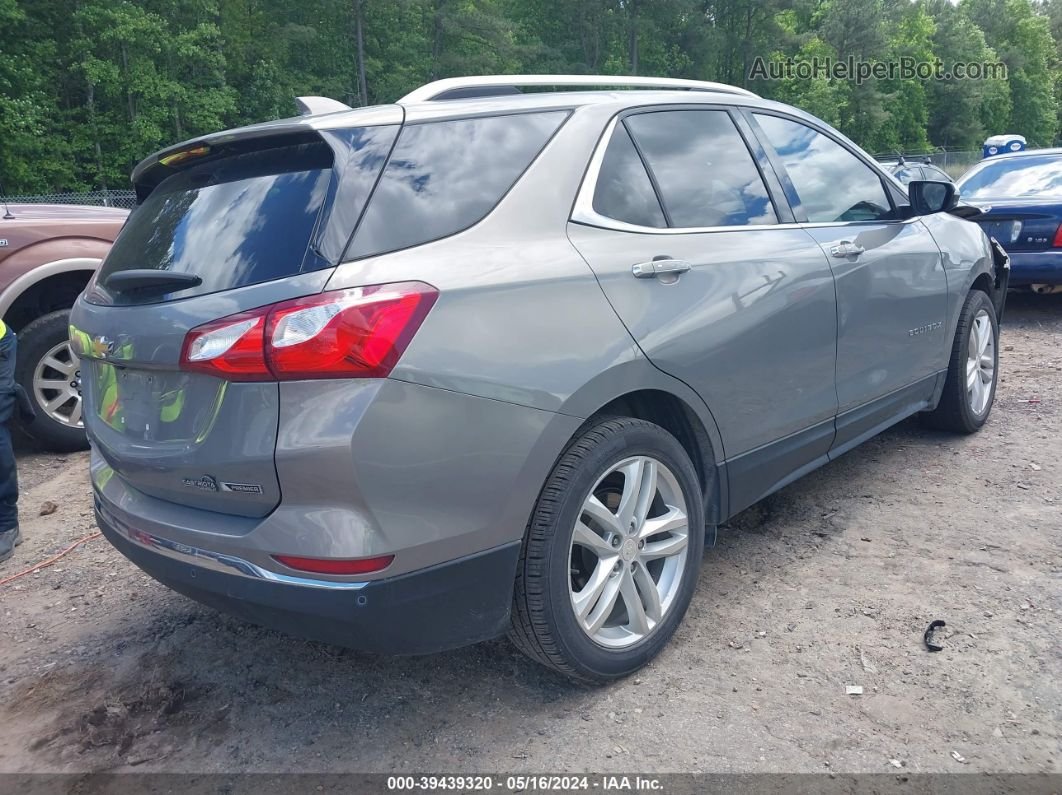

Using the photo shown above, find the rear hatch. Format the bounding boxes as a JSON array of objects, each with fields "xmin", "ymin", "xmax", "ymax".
[{"xmin": 70, "ymin": 112, "xmax": 402, "ymax": 518}]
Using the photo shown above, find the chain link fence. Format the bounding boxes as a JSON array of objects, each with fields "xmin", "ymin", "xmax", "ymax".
[{"xmin": 0, "ymin": 189, "xmax": 136, "ymax": 210}]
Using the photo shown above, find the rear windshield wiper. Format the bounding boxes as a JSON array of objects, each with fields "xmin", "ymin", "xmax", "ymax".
[{"xmin": 104, "ymin": 270, "xmax": 203, "ymax": 295}]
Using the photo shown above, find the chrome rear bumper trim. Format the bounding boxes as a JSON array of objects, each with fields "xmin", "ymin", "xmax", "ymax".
[{"xmin": 95, "ymin": 497, "xmax": 368, "ymax": 591}]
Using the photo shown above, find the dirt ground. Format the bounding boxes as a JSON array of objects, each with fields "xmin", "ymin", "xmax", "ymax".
[{"xmin": 0, "ymin": 292, "xmax": 1058, "ymax": 778}]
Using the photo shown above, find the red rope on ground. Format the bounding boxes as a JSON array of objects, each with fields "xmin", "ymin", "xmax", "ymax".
[{"xmin": 0, "ymin": 531, "xmax": 103, "ymax": 586}]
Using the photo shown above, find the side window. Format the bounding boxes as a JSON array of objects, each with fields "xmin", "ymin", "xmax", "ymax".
[
  {"xmin": 346, "ymin": 111, "xmax": 568, "ymax": 259},
  {"xmin": 925, "ymin": 165, "xmax": 951, "ymax": 182},
  {"xmin": 754, "ymin": 114, "xmax": 894, "ymax": 223},
  {"xmin": 894, "ymin": 166, "xmax": 921, "ymax": 184},
  {"xmin": 592, "ymin": 124, "xmax": 667, "ymax": 228},
  {"xmin": 625, "ymin": 110, "xmax": 777, "ymax": 228}
]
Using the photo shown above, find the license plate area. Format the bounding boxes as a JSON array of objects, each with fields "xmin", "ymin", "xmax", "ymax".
[
  {"xmin": 115, "ymin": 367, "xmax": 167, "ymax": 437},
  {"xmin": 87, "ymin": 360, "xmax": 224, "ymax": 444}
]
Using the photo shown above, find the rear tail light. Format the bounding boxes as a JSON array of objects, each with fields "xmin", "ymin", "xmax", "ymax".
[
  {"xmin": 182, "ymin": 315, "xmax": 269, "ymax": 381},
  {"xmin": 1052, "ymin": 223, "xmax": 1062, "ymax": 248},
  {"xmin": 272, "ymin": 553, "xmax": 395, "ymax": 576},
  {"xmin": 180, "ymin": 282, "xmax": 438, "ymax": 382}
]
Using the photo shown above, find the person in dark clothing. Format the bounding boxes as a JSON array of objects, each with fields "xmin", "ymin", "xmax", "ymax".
[{"xmin": 0, "ymin": 320, "xmax": 21, "ymax": 563}]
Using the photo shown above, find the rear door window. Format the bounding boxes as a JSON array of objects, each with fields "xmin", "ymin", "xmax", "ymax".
[
  {"xmin": 625, "ymin": 110, "xmax": 778, "ymax": 228},
  {"xmin": 923, "ymin": 165, "xmax": 951, "ymax": 182},
  {"xmin": 591, "ymin": 124, "xmax": 667, "ymax": 228},
  {"xmin": 346, "ymin": 111, "xmax": 568, "ymax": 259}
]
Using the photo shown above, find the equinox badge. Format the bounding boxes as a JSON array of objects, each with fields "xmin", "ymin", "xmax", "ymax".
[{"xmin": 909, "ymin": 321, "xmax": 944, "ymax": 337}]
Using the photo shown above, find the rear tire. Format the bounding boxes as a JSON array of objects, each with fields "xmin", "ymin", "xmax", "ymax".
[
  {"xmin": 15, "ymin": 310, "xmax": 89, "ymax": 452},
  {"xmin": 922, "ymin": 290, "xmax": 998, "ymax": 434},
  {"xmin": 509, "ymin": 417, "xmax": 704, "ymax": 684}
]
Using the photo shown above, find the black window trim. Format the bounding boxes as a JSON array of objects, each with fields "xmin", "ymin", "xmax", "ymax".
[
  {"xmin": 729, "ymin": 110, "xmax": 796, "ymax": 225},
  {"xmin": 572, "ymin": 103, "xmax": 793, "ymax": 234},
  {"xmin": 620, "ymin": 117, "xmax": 675, "ymax": 228},
  {"xmin": 588, "ymin": 120, "xmax": 669, "ymax": 229},
  {"xmin": 741, "ymin": 108, "xmax": 916, "ymax": 227},
  {"xmin": 324, "ymin": 124, "xmax": 403, "ymax": 266}
]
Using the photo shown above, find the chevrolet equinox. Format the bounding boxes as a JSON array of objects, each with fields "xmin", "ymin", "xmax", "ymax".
[{"xmin": 70, "ymin": 76, "xmax": 1010, "ymax": 683}]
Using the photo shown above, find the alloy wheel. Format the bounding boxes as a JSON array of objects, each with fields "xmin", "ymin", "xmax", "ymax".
[
  {"xmin": 567, "ymin": 455, "xmax": 689, "ymax": 649},
  {"xmin": 32, "ymin": 341, "xmax": 84, "ymax": 428},
  {"xmin": 966, "ymin": 309, "xmax": 995, "ymax": 416}
]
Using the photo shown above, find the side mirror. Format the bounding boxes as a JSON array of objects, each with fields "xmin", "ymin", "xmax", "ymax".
[{"xmin": 909, "ymin": 180, "xmax": 958, "ymax": 215}]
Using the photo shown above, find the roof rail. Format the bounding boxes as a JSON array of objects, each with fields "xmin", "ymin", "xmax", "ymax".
[{"xmin": 398, "ymin": 75, "xmax": 758, "ymax": 103}]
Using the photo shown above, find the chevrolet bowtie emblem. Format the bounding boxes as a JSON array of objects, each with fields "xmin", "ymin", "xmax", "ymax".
[{"xmin": 90, "ymin": 335, "xmax": 116, "ymax": 358}]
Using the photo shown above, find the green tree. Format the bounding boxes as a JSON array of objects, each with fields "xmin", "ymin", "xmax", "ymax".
[
  {"xmin": 6, "ymin": 0, "xmax": 1062, "ymax": 193},
  {"xmin": 66, "ymin": 0, "xmax": 237, "ymax": 187},
  {"xmin": 760, "ymin": 36, "xmax": 847, "ymax": 128},
  {"xmin": 877, "ymin": 1, "xmax": 934, "ymax": 152},
  {"xmin": 963, "ymin": 0, "xmax": 1057, "ymax": 144},
  {"xmin": 926, "ymin": 0, "xmax": 1010, "ymax": 149},
  {"xmin": 0, "ymin": 0, "xmax": 75, "ymax": 192}
]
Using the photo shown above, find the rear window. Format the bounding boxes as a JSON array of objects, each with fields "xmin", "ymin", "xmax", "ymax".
[
  {"xmin": 345, "ymin": 111, "xmax": 568, "ymax": 259},
  {"xmin": 94, "ymin": 127, "xmax": 399, "ymax": 304},
  {"xmin": 957, "ymin": 155, "xmax": 1062, "ymax": 199},
  {"xmin": 96, "ymin": 143, "xmax": 333, "ymax": 303}
]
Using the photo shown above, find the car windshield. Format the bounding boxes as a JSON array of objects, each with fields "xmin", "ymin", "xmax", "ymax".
[{"xmin": 958, "ymin": 154, "xmax": 1062, "ymax": 199}]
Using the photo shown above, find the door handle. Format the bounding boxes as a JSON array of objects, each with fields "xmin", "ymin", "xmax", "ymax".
[
  {"xmin": 830, "ymin": 241, "xmax": 865, "ymax": 258},
  {"xmin": 632, "ymin": 258, "xmax": 692, "ymax": 278}
]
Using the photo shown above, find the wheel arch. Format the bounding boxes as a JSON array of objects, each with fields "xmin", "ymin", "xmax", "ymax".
[
  {"xmin": 558, "ymin": 360, "xmax": 728, "ymax": 524},
  {"xmin": 0, "ymin": 257, "xmax": 99, "ymax": 331},
  {"xmin": 589, "ymin": 389, "xmax": 726, "ymax": 525}
]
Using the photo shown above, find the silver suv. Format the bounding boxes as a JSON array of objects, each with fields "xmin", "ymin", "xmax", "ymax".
[{"xmin": 71, "ymin": 76, "xmax": 1009, "ymax": 683}]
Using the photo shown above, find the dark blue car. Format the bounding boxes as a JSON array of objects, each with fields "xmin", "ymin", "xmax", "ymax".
[{"xmin": 957, "ymin": 149, "xmax": 1062, "ymax": 290}]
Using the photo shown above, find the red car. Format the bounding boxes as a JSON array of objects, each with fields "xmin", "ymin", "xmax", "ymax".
[{"xmin": 0, "ymin": 203, "xmax": 128, "ymax": 450}]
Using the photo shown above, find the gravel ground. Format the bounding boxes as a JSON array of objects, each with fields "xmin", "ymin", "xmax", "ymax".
[{"xmin": 0, "ymin": 292, "xmax": 1058, "ymax": 777}]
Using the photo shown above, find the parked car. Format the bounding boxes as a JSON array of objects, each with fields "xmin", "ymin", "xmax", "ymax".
[
  {"xmin": 880, "ymin": 156, "xmax": 954, "ymax": 186},
  {"xmin": 957, "ymin": 148, "xmax": 1062, "ymax": 292},
  {"xmin": 71, "ymin": 75, "xmax": 1009, "ymax": 683},
  {"xmin": 0, "ymin": 202, "xmax": 127, "ymax": 450}
]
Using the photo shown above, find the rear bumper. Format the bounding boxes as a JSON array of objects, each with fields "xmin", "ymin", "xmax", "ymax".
[
  {"xmin": 1006, "ymin": 251, "xmax": 1062, "ymax": 285},
  {"xmin": 96, "ymin": 495, "xmax": 521, "ymax": 654},
  {"xmin": 86, "ymin": 375, "xmax": 581, "ymax": 654}
]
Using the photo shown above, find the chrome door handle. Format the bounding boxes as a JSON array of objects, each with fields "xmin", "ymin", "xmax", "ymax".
[
  {"xmin": 830, "ymin": 241, "xmax": 865, "ymax": 258},
  {"xmin": 632, "ymin": 258, "xmax": 692, "ymax": 278}
]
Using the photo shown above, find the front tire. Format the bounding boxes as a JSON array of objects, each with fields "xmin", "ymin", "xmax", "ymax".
[
  {"xmin": 509, "ymin": 417, "xmax": 705, "ymax": 683},
  {"xmin": 923, "ymin": 290, "xmax": 999, "ymax": 434},
  {"xmin": 15, "ymin": 309, "xmax": 89, "ymax": 452}
]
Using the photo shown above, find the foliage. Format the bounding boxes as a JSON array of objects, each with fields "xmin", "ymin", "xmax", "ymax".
[{"xmin": 2, "ymin": 0, "xmax": 1061, "ymax": 191}]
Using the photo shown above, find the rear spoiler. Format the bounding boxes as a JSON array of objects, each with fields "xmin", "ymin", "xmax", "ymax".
[
  {"xmin": 131, "ymin": 104, "xmax": 403, "ymax": 200},
  {"xmin": 295, "ymin": 96, "xmax": 353, "ymax": 116}
]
